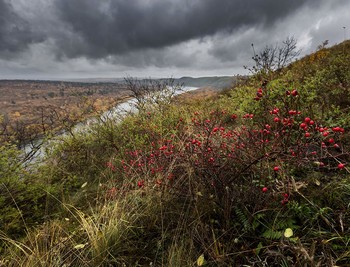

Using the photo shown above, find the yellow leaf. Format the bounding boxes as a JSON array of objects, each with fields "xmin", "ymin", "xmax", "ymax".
[
  {"xmin": 74, "ymin": 244, "xmax": 86, "ymax": 249},
  {"xmin": 197, "ymin": 254, "xmax": 205, "ymax": 266},
  {"xmin": 13, "ymin": 111, "xmax": 21, "ymax": 118},
  {"xmin": 284, "ymin": 228, "xmax": 293, "ymax": 238},
  {"xmin": 81, "ymin": 182, "xmax": 88, "ymax": 188}
]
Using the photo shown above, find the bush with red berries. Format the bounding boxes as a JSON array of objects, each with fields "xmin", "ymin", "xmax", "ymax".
[
  {"xmin": 106, "ymin": 85, "xmax": 348, "ymax": 215},
  {"xmin": 94, "ymin": 83, "xmax": 349, "ymax": 265}
]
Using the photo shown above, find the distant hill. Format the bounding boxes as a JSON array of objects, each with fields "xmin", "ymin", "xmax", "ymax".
[
  {"xmin": 63, "ymin": 76, "xmax": 239, "ymax": 90},
  {"xmin": 62, "ymin": 78, "xmax": 125, "ymax": 83},
  {"xmin": 176, "ymin": 76, "xmax": 237, "ymax": 89},
  {"xmin": 0, "ymin": 76, "xmax": 240, "ymax": 90}
]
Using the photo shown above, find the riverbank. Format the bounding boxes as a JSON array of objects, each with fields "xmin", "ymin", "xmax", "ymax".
[
  {"xmin": 22, "ymin": 86, "xmax": 200, "ymax": 162},
  {"xmin": 21, "ymin": 94, "xmax": 133, "ymax": 163}
]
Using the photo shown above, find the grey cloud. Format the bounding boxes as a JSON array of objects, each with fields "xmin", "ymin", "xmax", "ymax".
[
  {"xmin": 52, "ymin": 0, "xmax": 321, "ymax": 59},
  {"xmin": 0, "ymin": 0, "xmax": 349, "ymax": 79},
  {"xmin": 0, "ymin": 0, "xmax": 44, "ymax": 56},
  {"xmin": 208, "ymin": 0, "xmax": 349, "ymax": 68}
]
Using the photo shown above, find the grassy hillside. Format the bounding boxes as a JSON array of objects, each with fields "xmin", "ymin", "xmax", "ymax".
[{"xmin": 0, "ymin": 41, "xmax": 349, "ymax": 266}]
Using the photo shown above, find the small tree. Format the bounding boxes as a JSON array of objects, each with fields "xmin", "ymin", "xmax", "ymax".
[
  {"xmin": 124, "ymin": 77, "xmax": 183, "ymax": 111},
  {"xmin": 246, "ymin": 36, "xmax": 301, "ymax": 76}
]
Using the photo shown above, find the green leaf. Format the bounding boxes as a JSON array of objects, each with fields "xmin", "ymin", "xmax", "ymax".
[
  {"xmin": 255, "ymin": 242, "xmax": 263, "ymax": 255},
  {"xmin": 284, "ymin": 228, "xmax": 293, "ymax": 238},
  {"xmin": 262, "ymin": 229, "xmax": 282, "ymax": 240}
]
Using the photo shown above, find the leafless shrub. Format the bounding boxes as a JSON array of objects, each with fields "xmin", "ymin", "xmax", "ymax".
[
  {"xmin": 246, "ymin": 36, "xmax": 301, "ymax": 75},
  {"xmin": 124, "ymin": 77, "xmax": 183, "ymax": 111}
]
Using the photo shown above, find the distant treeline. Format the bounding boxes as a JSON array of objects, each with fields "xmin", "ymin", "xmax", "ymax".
[
  {"xmin": 174, "ymin": 76, "xmax": 244, "ymax": 89},
  {"xmin": 0, "ymin": 75, "xmax": 244, "ymax": 90}
]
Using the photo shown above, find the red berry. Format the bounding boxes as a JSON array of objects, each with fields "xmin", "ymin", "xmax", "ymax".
[
  {"xmin": 272, "ymin": 108, "xmax": 279, "ymax": 114},
  {"xmin": 305, "ymin": 132, "xmax": 311, "ymax": 138},
  {"xmin": 328, "ymin": 138, "xmax": 335, "ymax": 143},
  {"xmin": 332, "ymin": 127, "xmax": 345, "ymax": 133},
  {"xmin": 137, "ymin": 180, "xmax": 145, "ymax": 188},
  {"xmin": 291, "ymin": 90, "xmax": 298, "ymax": 96},
  {"xmin": 300, "ymin": 123, "xmax": 307, "ymax": 129},
  {"xmin": 304, "ymin": 117, "xmax": 311, "ymax": 123},
  {"xmin": 274, "ymin": 117, "xmax": 280, "ymax": 123},
  {"xmin": 338, "ymin": 163, "xmax": 345, "ymax": 169},
  {"xmin": 262, "ymin": 187, "xmax": 268, "ymax": 192},
  {"xmin": 159, "ymin": 145, "xmax": 167, "ymax": 150},
  {"xmin": 273, "ymin": 166, "xmax": 280, "ymax": 171}
]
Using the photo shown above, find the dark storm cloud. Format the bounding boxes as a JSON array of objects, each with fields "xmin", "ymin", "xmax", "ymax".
[
  {"xmin": 0, "ymin": 0, "xmax": 348, "ymax": 79},
  {"xmin": 52, "ymin": 0, "xmax": 320, "ymax": 59},
  {"xmin": 0, "ymin": 0, "xmax": 43, "ymax": 55},
  {"xmin": 208, "ymin": 0, "xmax": 349, "ymax": 64}
]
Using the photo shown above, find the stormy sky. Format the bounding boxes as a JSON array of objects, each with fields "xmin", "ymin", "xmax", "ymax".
[{"xmin": 0, "ymin": 0, "xmax": 349, "ymax": 80}]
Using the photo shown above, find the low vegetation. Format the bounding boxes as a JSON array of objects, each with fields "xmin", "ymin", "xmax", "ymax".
[{"xmin": 0, "ymin": 40, "xmax": 349, "ymax": 266}]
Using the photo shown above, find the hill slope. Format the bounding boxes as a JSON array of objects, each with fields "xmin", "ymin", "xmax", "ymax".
[{"xmin": 1, "ymin": 41, "xmax": 350, "ymax": 266}]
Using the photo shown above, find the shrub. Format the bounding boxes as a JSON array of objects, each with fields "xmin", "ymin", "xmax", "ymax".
[{"xmin": 0, "ymin": 145, "xmax": 55, "ymax": 244}]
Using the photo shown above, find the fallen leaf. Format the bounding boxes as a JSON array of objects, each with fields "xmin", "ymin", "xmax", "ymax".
[
  {"xmin": 197, "ymin": 254, "xmax": 206, "ymax": 266},
  {"xmin": 74, "ymin": 243, "xmax": 86, "ymax": 249},
  {"xmin": 284, "ymin": 228, "xmax": 293, "ymax": 238}
]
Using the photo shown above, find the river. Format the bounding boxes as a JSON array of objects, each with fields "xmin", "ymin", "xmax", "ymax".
[{"xmin": 23, "ymin": 86, "xmax": 198, "ymax": 163}]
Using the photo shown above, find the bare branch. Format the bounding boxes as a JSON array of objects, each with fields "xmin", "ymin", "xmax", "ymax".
[
  {"xmin": 248, "ymin": 36, "xmax": 301, "ymax": 75},
  {"xmin": 124, "ymin": 77, "xmax": 183, "ymax": 111}
]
